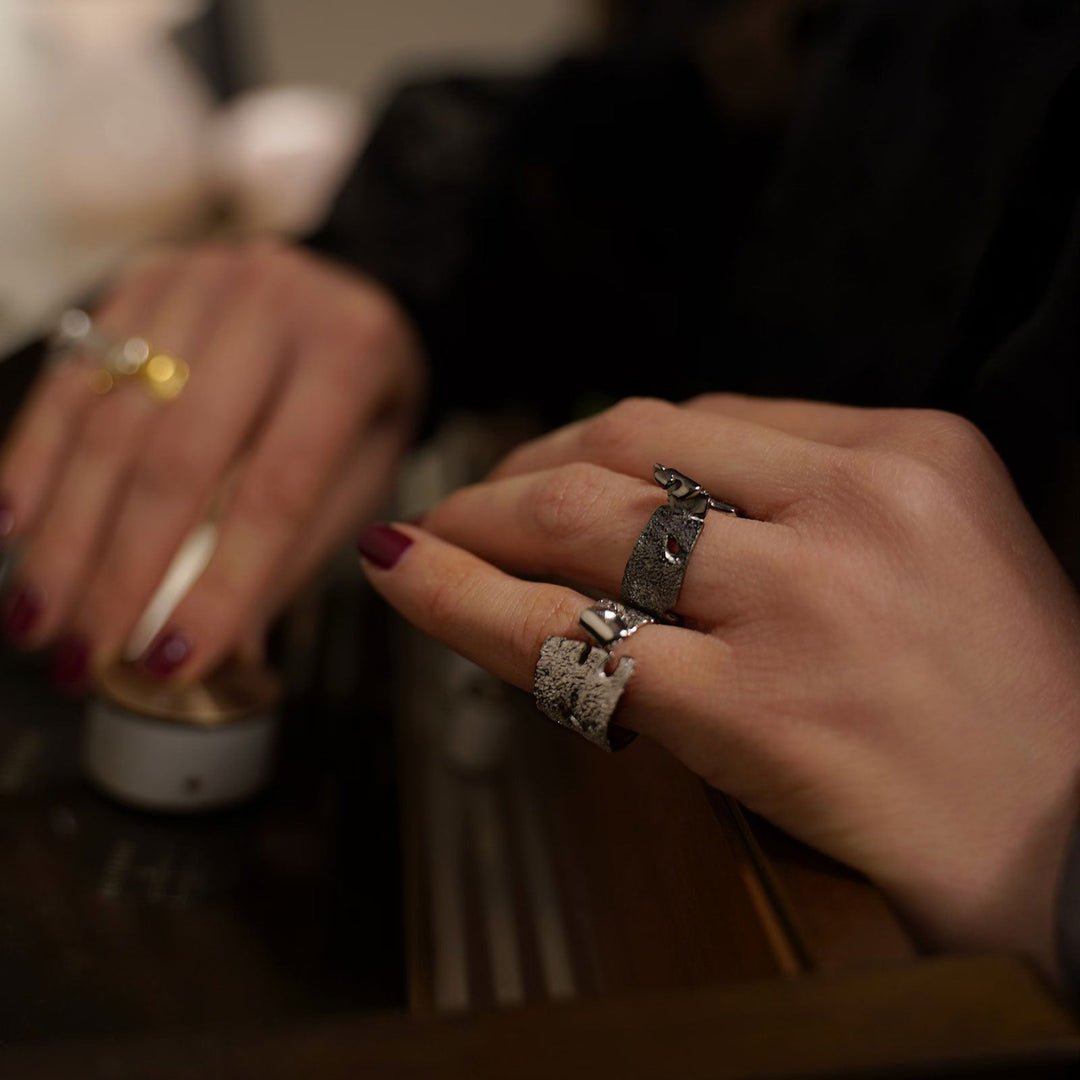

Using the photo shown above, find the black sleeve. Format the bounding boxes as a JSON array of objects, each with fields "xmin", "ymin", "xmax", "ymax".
[{"xmin": 307, "ymin": 52, "xmax": 778, "ymax": 425}]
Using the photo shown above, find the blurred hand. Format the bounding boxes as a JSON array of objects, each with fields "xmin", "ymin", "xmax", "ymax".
[
  {"xmin": 359, "ymin": 395, "xmax": 1080, "ymax": 978},
  {"xmin": 0, "ymin": 240, "xmax": 425, "ymax": 686}
]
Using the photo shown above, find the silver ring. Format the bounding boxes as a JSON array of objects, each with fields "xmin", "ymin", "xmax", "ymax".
[
  {"xmin": 533, "ymin": 636, "xmax": 636, "ymax": 752},
  {"xmin": 579, "ymin": 598, "xmax": 654, "ymax": 647},
  {"xmin": 620, "ymin": 463, "xmax": 739, "ymax": 620},
  {"xmin": 49, "ymin": 309, "xmax": 149, "ymax": 375},
  {"xmin": 48, "ymin": 308, "xmax": 190, "ymax": 402}
]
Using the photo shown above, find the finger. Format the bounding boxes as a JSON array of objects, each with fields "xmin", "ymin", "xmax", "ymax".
[
  {"xmin": 0, "ymin": 251, "xmax": 179, "ymax": 541},
  {"xmin": 422, "ymin": 463, "xmax": 794, "ymax": 623},
  {"xmin": 684, "ymin": 393, "xmax": 903, "ymax": 446},
  {"xmin": 245, "ymin": 418, "xmax": 415, "ymax": 631},
  {"xmin": 72, "ymin": 257, "xmax": 293, "ymax": 667},
  {"xmin": 487, "ymin": 397, "xmax": 839, "ymax": 519},
  {"xmin": 137, "ymin": 337, "xmax": 392, "ymax": 682},
  {"xmin": 10, "ymin": 251, "xmax": 242, "ymax": 646},
  {"xmin": 357, "ymin": 523, "xmax": 732, "ymax": 752}
]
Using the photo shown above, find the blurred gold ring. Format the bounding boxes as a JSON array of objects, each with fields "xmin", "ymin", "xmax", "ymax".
[
  {"xmin": 51, "ymin": 311, "xmax": 189, "ymax": 402},
  {"xmin": 139, "ymin": 353, "xmax": 190, "ymax": 402}
]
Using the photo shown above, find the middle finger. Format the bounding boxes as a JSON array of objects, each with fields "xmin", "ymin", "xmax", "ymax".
[
  {"xmin": 423, "ymin": 462, "xmax": 796, "ymax": 624},
  {"xmin": 488, "ymin": 397, "xmax": 840, "ymax": 521}
]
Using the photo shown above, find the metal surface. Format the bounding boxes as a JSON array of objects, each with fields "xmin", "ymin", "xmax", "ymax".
[
  {"xmin": 578, "ymin": 599, "xmax": 654, "ymax": 647},
  {"xmin": 532, "ymin": 637, "xmax": 636, "ymax": 753},
  {"xmin": 621, "ymin": 463, "xmax": 738, "ymax": 618}
]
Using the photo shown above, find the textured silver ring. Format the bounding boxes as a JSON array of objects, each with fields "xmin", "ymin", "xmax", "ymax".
[
  {"xmin": 533, "ymin": 636, "xmax": 637, "ymax": 752},
  {"xmin": 620, "ymin": 464, "xmax": 739, "ymax": 620}
]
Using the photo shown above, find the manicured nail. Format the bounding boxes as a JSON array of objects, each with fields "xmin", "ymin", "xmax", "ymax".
[
  {"xmin": 51, "ymin": 634, "xmax": 91, "ymax": 694},
  {"xmin": 357, "ymin": 523, "xmax": 413, "ymax": 570},
  {"xmin": 0, "ymin": 496, "xmax": 14, "ymax": 540},
  {"xmin": 142, "ymin": 628, "xmax": 193, "ymax": 679},
  {"xmin": 2, "ymin": 583, "xmax": 45, "ymax": 643}
]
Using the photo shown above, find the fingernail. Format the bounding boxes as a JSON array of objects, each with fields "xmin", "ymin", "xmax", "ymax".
[
  {"xmin": 0, "ymin": 496, "xmax": 14, "ymax": 540},
  {"xmin": 357, "ymin": 523, "xmax": 413, "ymax": 570},
  {"xmin": 3, "ymin": 583, "xmax": 45, "ymax": 643},
  {"xmin": 51, "ymin": 634, "xmax": 91, "ymax": 694},
  {"xmin": 142, "ymin": 628, "xmax": 193, "ymax": 679}
]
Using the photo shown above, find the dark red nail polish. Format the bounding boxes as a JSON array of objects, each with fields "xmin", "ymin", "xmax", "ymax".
[
  {"xmin": 3, "ymin": 583, "xmax": 45, "ymax": 643},
  {"xmin": 142, "ymin": 628, "xmax": 192, "ymax": 678},
  {"xmin": 0, "ymin": 496, "xmax": 14, "ymax": 540},
  {"xmin": 51, "ymin": 634, "xmax": 91, "ymax": 694},
  {"xmin": 357, "ymin": 523, "xmax": 413, "ymax": 570}
]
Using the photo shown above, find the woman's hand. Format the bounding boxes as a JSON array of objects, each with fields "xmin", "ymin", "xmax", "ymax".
[
  {"xmin": 359, "ymin": 395, "xmax": 1080, "ymax": 977},
  {"xmin": 0, "ymin": 240, "xmax": 425, "ymax": 686}
]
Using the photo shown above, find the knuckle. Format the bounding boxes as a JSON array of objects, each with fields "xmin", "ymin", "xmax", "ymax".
[
  {"xmin": 580, "ymin": 397, "xmax": 674, "ymax": 460},
  {"xmin": 529, "ymin": 463, "xmax": 611, "ymax": 545},
  {"xmin": 685, "ymin": 391, "xmax": 744, "ymax": 411},
  {"xmin": 355, "ymin": 289, "xmax": 402, "ymax": 349},
  {"xmin": 900, "ymin": 409, "xmax": 998, "ymax": 473},
  {"xmin": 856, "ymin": 448, "xmax": 962, "ymax": 524}
]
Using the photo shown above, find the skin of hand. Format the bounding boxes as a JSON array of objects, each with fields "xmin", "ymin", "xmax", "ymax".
[
  {"xmin": 358, "ymin": 394, "xmax": 1080, "ymax": 980},
  {"xmin": 0, "ymin": 239, "xmax": 426, "ymax": 687}
]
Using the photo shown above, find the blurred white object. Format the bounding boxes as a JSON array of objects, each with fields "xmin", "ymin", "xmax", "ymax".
[
  {"xmin": 0, "ymin": 0, "xmax": 214, "ymax": 353},
  {"xmin": 209, "ymin": 86, "xmax": 365, "ymax": 235},
  {"xmin": 29, "ymin": 0, "xmax": 213, "ymax": 240},
  {"xmin": 85, "ymin": 661, "xmax": 281, "ymax": 813},
  {"xmin": 124, "ymin": 520, "xmax": 219, "ymax": 661}
]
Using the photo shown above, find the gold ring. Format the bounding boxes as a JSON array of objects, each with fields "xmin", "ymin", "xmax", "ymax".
[
  {"xmin": 53, "ymin": 311, "xmax": 189, "ymax": 402},
  {"xmin": 139, "ymin": 353, "xmax": 190, "ymax": 402}
]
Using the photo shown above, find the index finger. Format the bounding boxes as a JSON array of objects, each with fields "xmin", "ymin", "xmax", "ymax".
[{"xmin": 357, "ymin": 523, "xmax": 737, "ymax": 768}]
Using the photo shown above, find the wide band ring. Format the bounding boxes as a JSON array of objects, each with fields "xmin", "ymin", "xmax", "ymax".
[
  {"xmin": 50, "ymin": 308, "xmax": 190, "ymax": 402},
  {"xmin": 533, "ymin": 636, "xmax": 637, "ymax": 753},
  {"xmin": 532, "ymin": 597, "xmax": 653, "ymax": 750},
  {"xmin": 620, "ymin": 463, "xmax": 739, "ymax": 620}
]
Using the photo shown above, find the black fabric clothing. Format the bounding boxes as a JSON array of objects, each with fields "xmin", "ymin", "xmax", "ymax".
[{"xmin": 310, "ymin": 0, "xmax": 1080, "ymax": 572}]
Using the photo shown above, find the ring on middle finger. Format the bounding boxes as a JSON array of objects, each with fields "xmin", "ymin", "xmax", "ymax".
[{"xmin": 621, "ymin": 463, "xmax": 740, "ymax": 620}]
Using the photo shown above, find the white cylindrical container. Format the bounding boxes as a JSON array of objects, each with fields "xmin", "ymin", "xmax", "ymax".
[{"xmin": 84, "ymin": 661, "xmax": 282, "ymax": 813}]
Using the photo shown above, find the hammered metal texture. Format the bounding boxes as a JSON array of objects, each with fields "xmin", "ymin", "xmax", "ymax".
[
  {"xmin": 621, "ymin": 504, "xmax": 704, "ymax": 618},
  {"xmin": 533, "ymin": 637, "xmax": 637, "ymax": 752}
]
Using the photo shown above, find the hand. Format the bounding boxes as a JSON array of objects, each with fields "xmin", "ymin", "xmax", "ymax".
[
  {"xmin": 0, "ymin": 240, "xmax": 425, "ymax": 686},
  {"xmin": 359, "ymin": 395, "xmax": 1080, "ymax": 978}
]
